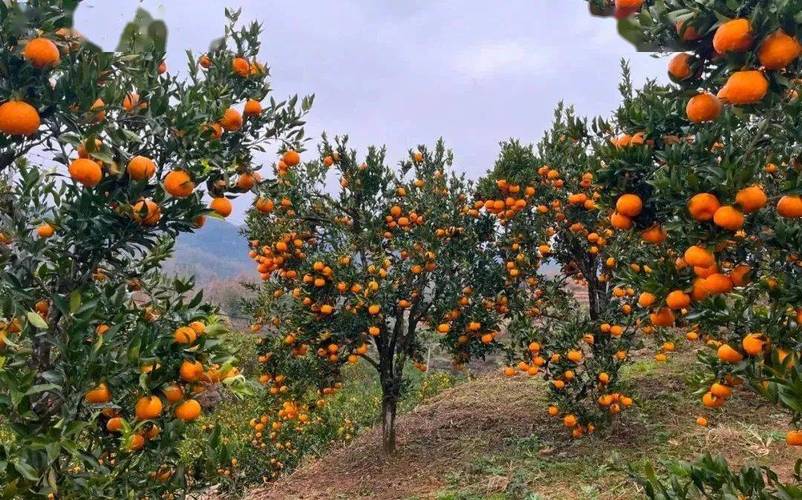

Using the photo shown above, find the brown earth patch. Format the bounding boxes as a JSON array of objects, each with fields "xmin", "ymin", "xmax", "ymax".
[{"xmin": 247, "ymin": 350, "xmax": 801, "ymax": 499}]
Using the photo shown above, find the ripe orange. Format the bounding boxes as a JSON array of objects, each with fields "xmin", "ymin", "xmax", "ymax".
[
  {"xmin": 614, "ymin": 0, "xmax": 643, "ymax": 17},
  {"xmin": 686, "ymin": 93, "xmax": 721, "ymax": 123},
  {"xmin": 128, "ymin": 434, "xmax": 145, "ymax": 452},
  {"xmin": 131, "ymin": 199, "xmax": 161, "ymax": 226},
  {"xmin": 613, "ymin": 134, "xmax": 631, "ymax": 148},
  {"xmin": 189, "ymin": 321, "xmax": 205, "ymax": 335},
  {"xmin": 615, "ymin": 194, "xmax": 642, "ymax": 217},
  {"xmin": 244, "ymin": 99, "xmax": 262, "ymax": 116},
  {"xmin": 676, "ymin": 19, "xmax": 702, "ymax": 42},
  {"xmin": 85, "ymin": 383, "xmax": 111, "ymax": 404},
  {"xmin": 712, "ymin": 205, "xmax": 744, "ymax": 231},
  {"xmin": 207, "ymin": 122, "xmax": 223, "ymax": 139},
  {"xmin": 693, "ymin": 262, "xmax": 717, "ymax": 278},
  {"xmin": 702, "ymin": 273, "xmax": 733, "ymax": 295},
  {"xmin": 666, "ymin": 290, "xmax": 691, "ymax": 310},
  {"xmin": 717, "ymin": 344, "xmax": 743, "ymax": 363},
  {"xmin": 283, "ymin": 150, "xmax": 301, "ymax": 167},
  {"xmin": 735, "ymin": 186, "xmax": 767, "ymax": 213},
  {"xmin": 777, "ymin": 195, "xmax": 802, "ymax": 218},
  {"xmin": 220, "ymin": 107, "xmax": 243, "ymax": 131},
  {"xmin": 163, "ymin": 170, "xmax": 195, "ymax": 198},
  {"xmin": 232, "ymin": 57, "xmax": 250, "ymax": 77},
  {"xmin": 122, "ymin": 93, "xmax": 142, "ymax": 112},
  {"xmin": 199, "ymin": 54, "xmax": 211, "ymax": 68},
  {"xmin": 174, "ymin": 326, "xmax": 197, "ymax": 345},
  {"xmin": 106, "ymin": 417, "xmax": 124, "ymax": 433},
  {"xmin": 255, "ymin": 198, "xmax": 274, "ymax": 213},
  {"xmin": 667, "ymin": 53, "xmax": 694, "ymax": 81},
  {"xmin": 758, "ymin": 30, "xmax": 801, "ymax": 70},
  {"xmin": 641, "ymin": 225, "xmax": 666, "ymax": 244},
  {"xmin": 742, "ymin": 333, "xmax": 765, "ymax": 356},
  {"xmin": 563, "ymin": 414, "xmax": 578, "ymax": 428},
  {"xmin": 567, "ymin": 350, "xmax": 583, "ymax": 363},
  {"xmin": 127, "ymin": 155, "xmax": 156, "ymax": 181},
  {"xmin": 787, "ymin": 430, "xmax": 802, "ymax": 446},
  {"xmin": 684, "ymin": 245, "xmax": 715, "ymax": 269},
  {"xmin": 135, "ymin": 395, "xmax": 163, "ymax": 421},
  {"xmin": 23, "ymin": 37, "xmax": 60, "ymax": 68},
  {"xmin": 237, "ymin": 172, "xmax": 259, "ymax": 190},
  {"xmin": 688, "ymin": 193, "xmax": 720, "ymax": 221},
  {"xmin": 0, "ymin": 101, "xmax": 41, "ymax": 136},
  {"xmin": 210, "ymin": 197, "xmax": 233, "ymax": 217},
  {"xmin": 650, "ymin": 307, "xmax": 675, "ymax": 327},
  {"xmin": 179, "ymin": 359, "xmax": 204, "ymax": 382},
  {"xmin": 730, "ymin": 264, "xmax": 751, "ymax": 286},
  {"xmin": 37, "ymin": 223, "xmax": 54, "ymax": 238},
  {"xmin": 710, "ymin": 383, "xmax": 732, "ymax": 399},
  {"xmin": 638, "ymin": 292, "xmax": 656, "ymax": 308},
  {"xmin": 175, "ymin": 399, "xmax": 202, "ymax": 422},
  {"xmin": 610, "ymin": 212, "xmax": 632, "ymax": 230},
  {"xmin": 91, "ymin": 98, "xmax": 106, "ymax": 122},
  {"xmin": 162, "ymin": 385, "xmax": 184, "ymax": 404},
  {"xmin": 712, "ymin": 18, "xmax": 753, "ymax": 54},
  {"xmin": 702, "ymin": 392, "xmax": 724, "ymax": 408},
  {"xmin": 68, "ymin": 158, "xmax": 103, "ymax": 187},
  {"xmin": 34, "ymin": 300, "xmax": 48, "ymax": 315},
  {"xmin": 718, "ymin": 70, "xmax": 768, "ymax": 105}
]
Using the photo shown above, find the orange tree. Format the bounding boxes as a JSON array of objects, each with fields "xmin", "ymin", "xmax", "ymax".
[
  {"xmin": 582, "ymin": 0, "xmax": 802, "ymax": 494},
  {"xmin": 0, "ymin": 1, "xmax": 309, "ymax": 496},
  {"xmin": 585, "ymin": 0, "xmax": 802, "ymax": 434},
  {"xmin": 243, "ymin": 136, "xmax": 508, "ymax": 454},
  {"xmin": 476, "ymin": 103, "xmax": 641, "ymax": 438}
]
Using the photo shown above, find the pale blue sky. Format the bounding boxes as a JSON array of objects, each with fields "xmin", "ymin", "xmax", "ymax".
[{"xmin": 75, "ymin": 1, "xmax": 667, "ymax": 224}]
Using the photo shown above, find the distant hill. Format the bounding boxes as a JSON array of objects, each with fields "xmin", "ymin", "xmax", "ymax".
[{"xmin": 164, "ymin": 218, "xmax": 255, "ymax": 284}]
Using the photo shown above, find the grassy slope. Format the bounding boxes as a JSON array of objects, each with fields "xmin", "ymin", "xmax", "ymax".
[{"xmin": 249, "ymin": 350, "xmax": 801, "ymax": 499}]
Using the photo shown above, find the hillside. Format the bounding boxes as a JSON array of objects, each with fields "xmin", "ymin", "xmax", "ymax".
[
  {"xmin": 248, "ymin": 352, "xmax": 798, "ymax": 499},
  {"xmin": 163, "ymin": 218, "xmax": 255, "ymax": 284}
]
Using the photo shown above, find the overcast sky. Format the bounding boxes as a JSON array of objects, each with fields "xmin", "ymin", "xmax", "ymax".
[{"xmin": 75, "ymin": 0, "xmax": 667, "ymax": 224}]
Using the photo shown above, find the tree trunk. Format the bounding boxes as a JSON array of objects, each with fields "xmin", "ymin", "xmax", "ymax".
[
  {"xmin": 381, "ymin": 391, "xmax": 398, "ymax": 454},
  {"xmin": 584, "ymin": 254, "xmax": 608, "ymax": 321},
  {"xmin": 587, "ymin": 276, "xmax": 600, "ymax": 321}
]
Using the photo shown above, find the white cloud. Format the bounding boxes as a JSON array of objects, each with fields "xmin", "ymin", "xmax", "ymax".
[{"xmin": 452, "ymin": 40, "xmax": 552, "ymax": 80}]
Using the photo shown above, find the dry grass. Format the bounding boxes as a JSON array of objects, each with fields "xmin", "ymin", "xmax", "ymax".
[{"xmin": 247, "ymin": 349, "xmax": 801, "ymax": 500}]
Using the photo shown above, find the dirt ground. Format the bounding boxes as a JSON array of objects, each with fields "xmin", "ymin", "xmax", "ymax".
[{"xmin": 247, "ymin": 351, "xmax": 800, "ymax": 499}]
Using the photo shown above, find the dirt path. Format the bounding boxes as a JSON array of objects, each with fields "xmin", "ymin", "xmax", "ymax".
[{"xmin": 248, "ymin": 375, "xmax": 545, "ymax": 499}]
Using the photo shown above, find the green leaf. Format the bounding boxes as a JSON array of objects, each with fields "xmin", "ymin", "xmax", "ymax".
[
  {"xmin": 91, "ymin": 150, "xmax": 114, "ymax": 165},
  {"xmin": 24, "ymin": 384, "xmax": 60, "ymax": 396},
  {"xmin": 69, "ymin": 290, "xmax": 81, "ymax": 314},
  {"xmin": 11, "ymin": 459, "xmax": 39, "ymax": 481},
  {"xmin": 26, "ymin": 312, "xmax": 48, "ymax": 330}
]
